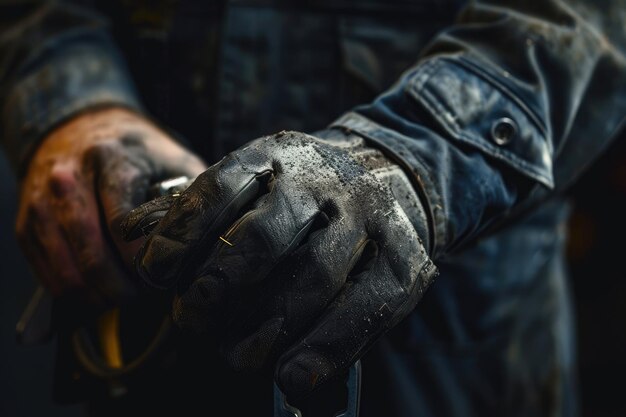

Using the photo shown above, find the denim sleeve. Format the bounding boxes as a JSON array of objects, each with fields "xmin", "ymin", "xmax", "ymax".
[
  {"xmin": 0, "ymin": 1, "xmax": 142, "ymax": 176},
  {"xmin": 331, "ymin": 0, "xmax": 626, "ymax": 256}
]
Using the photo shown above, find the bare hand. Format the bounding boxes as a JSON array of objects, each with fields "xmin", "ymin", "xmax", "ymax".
[{"xmin": 16, "ymin": 107, "xmax": 206, "ymax": 311}]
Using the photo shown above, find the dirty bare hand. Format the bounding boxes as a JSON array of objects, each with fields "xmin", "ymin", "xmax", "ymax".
[{"xmin": 16, "ymin": 107, "xmax": 206, "ymax": 310}]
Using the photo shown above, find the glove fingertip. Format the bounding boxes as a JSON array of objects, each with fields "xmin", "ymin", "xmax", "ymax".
[
  {"xmin": 276, "ymin": 348, "xmax": 336, "ymax": 401},
  {"xmin": 133, "ymin": 234, "xmax": 185, "ymax": 289},
  {"xmin": 120, "ymin": 195, "xmax": 178, "ymax": 241}
]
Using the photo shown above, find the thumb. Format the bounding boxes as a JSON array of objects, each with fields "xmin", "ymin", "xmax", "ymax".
[{"xmin": 88, "ymin": 142, "xmax": 154, "ymax": 267}]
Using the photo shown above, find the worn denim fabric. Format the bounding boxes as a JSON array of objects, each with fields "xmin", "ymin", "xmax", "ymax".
[{"xmin": 2, "ymin": 1, "xmax": 626, "ymax": 416}]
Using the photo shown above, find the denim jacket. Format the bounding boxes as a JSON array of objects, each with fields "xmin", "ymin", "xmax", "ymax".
[{"xmin": 1, "ymin": 1, "xmax": 625, "ymax": 416}]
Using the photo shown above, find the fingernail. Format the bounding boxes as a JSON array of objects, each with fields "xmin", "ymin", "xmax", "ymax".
[{"xmin": 277, "ymin": 349, "xmax": 335, "ymax": 399}]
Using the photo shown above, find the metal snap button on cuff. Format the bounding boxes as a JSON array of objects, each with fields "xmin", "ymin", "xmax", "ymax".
[{"xmin": 491, "ymin": 117, "xmax": 517, "ymax": 146}]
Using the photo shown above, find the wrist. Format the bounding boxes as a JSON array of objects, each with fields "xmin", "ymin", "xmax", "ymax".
[
  {"xmin": 47, "ymin": 106, "xmax": 157, "ymax": 141},
  {"xmin": 313, "ymin": 127, "xmax": 434, "ymax": 256},
  {"xmin": 33, "ymin": 106, "xmax": 167, "ymax": 158}
]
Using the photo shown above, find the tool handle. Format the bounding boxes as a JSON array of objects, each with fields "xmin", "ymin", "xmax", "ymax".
[{"xmin": 273, "ymin": 360, "xmax": 361, "ymax": 417}]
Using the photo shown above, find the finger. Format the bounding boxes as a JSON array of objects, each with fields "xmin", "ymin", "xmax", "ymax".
[
  {"xmin": 170, "ymin": 185, "xmax": 328, "ymax": 336},
  {"xmin": 48, "ymin": 164, "xmax": 136, "ymax": 304},
  {"xmin": 97, "ymin": 138, "xmax": 206, "ymax": 236},
  {"xmin": 171, "ymin": 274, "xmax": 228, "ymax": 335},
  {"xmin": 275, "ymin": 243, "xmax": 436, "ymax": 400},
  {"xmin": 59, "ymin": 202, "xmax": 136, "ymax": 305},
  {"xmin": 17, "ymin": 201, "xmax": 84, "ymax": 296},
  {"xmin": 135, "ymin": 150, "xmax": 274, "ymax": 289},
  {"xmin": 18, "ymin": 202, "xmax": 110, "ymax": 314},
  {"xmin": 120, "ymin": 194, "xmax": 179, "ymax": 241},
  {"xmin": 171, "ymin": 201, "xmax": 337, "ymax": 334},
  {"xmin": 199, "ymin": 182, "xmax": 324, "ymax": 287},
  {"xmin": 87, "ymin": 137, "xmax": 204, "ymax": 267},
  {"xmin": 215, "ymin": 220, "xmax": 370, "ymax": 371},
  {"xmin": 84, "ymin": 141, "xmax": 154, "ymax": 266}
]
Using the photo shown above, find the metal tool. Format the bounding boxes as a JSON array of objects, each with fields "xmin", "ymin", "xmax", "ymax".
[{"xmin": 273, "ymin": 360, "xmax": 362, "ymax": 417}]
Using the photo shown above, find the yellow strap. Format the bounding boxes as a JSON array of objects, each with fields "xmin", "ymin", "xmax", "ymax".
[{"xmin": 97, "ymin": 309, "xmax": 124, "ymax": 369}]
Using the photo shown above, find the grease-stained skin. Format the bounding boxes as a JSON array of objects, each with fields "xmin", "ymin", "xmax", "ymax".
[{"xmin": 15, "ymin": 107, "xmax": 205, "ymax": 311}]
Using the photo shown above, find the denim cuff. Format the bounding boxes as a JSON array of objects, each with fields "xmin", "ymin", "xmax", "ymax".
[
  {"xmin": 329, "ymin": 112, "xmax": 442, "ymax": 256},
  {"xmin": 405, "ymin": 56, "xmax": 554, "ymax": 188},
  {"xmin": 1, "ymin": 37, "xmax": 142, "ymax": 176}
]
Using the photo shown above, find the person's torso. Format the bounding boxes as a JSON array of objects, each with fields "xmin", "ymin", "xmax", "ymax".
[
  {"xmin": 93, "ymin": 2, "xmax": 578, "ymax": 415},
  {"xmin": 100, "ymin": 0, "xmax": 462, "ymax": 160}
]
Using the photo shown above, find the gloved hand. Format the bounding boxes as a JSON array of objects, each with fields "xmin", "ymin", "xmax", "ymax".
[
  {"xmin": 126, "ymin": 130, "xmax": 437, "ymax": 399},
  {"xmin": 15, "ymin": 107, "xmax": 206, "ymax": 312}
]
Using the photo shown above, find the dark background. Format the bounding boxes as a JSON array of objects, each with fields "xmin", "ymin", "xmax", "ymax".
[
  {"xmin": 565, "ymin": 129, "xmax": 626, "ymax": 417},
  {"xmin": 0, "ymin": 129, "xmax": 625, "ymax": 416}
]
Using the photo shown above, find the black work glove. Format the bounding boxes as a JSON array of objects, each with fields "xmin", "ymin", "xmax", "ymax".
[{"xmin": 123, "ymin": 130, "xmax": 437, "ymax": 399}]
